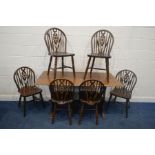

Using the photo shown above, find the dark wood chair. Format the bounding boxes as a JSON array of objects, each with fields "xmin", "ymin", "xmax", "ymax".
[
  {"xmin": 13, "ymin": 67, "xmax": 45, "ymax": 117},
  {"xmin": 79, "ymin": 80, "xmax": 106, "ymax": 125},
  {"xmin": 49, "ymin": 79, "xmax": 74, "ymax": 125},
  {"xmin": 107, "ymin": 69, "xmax": 137, "ymax": 118},
  {"xmin": 44, "ymin": 27, "xmax": 76, "ymax": 79},
  {"xmin": 84, "ymin": 30, "xmax": 114, "ymax": 82}
]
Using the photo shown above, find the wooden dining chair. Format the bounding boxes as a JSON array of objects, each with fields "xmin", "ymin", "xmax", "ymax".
[
  {"xmin": 13, "ymin": 66, "xmax": 45, "ymax": 117},
  {"xmin": 49, "ymin": 79, "xmax": 74, "ymax": 125},
  {"xmin": 79, "ymin": 80, "xmax": 106, "ymax": 125},
  {"xmin": 44, "ymin": 27, "xmax": 76, "ymax": 79},
  {"xmin": 107, "ymin": 69, "xmax": 137, "ymax": 118},
  {"xmin": 84, "ymin": 30, "xmax": 114, "ymax": 82}
]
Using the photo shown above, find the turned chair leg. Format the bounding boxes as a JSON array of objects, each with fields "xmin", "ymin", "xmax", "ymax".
[
  {"xmin": 39, "ymin": 92, "xmax": 45, "ymax": 108},
  {"xmin": 84, "ymin": 57, "xmax": 91, "ymax": 80},
  {"xmin": 79, "ymin": 103, "xmax": 84, "ymax": 125},
  {"xmin": 61, "ymin": 57, "xmax": 64, "ymax": 76},
  {"xmin": 32, "ymin": 95, "xmax": 36, "ymax": 104},
  {"xmin": 125, "ymin": 99, "xmax": 129, "ymax": 118},
  {"xmin": 105, "ymin": 58, "xmax": 110, "ymax": 83},
  {"xmin": 71, "ymin": 56, "xmax": 76, "ymax": 78},
  {"xmin": 68, "ymin": 103, "xmax": 72, "ymax": 125},
  {"xmin": 23, "ymin": 97, "xmax": 26, "ymax": 117},
  {"xmin": 47, "ymin": 56, "xmax": 53, "ymax": 75},
  {"xmin": 107, "ymin": 94, "xmax": 112, "ymax": 111},
  {"xmin": 51, "ymin": 103, "xmax": 56, "ymax": 124},
  {"xmin": 113, "ymin": 96, "xmax": 117, "ymax": 103},
  {"xmin": 96, "ymin": 104, "xmax": 99, "ymax": 125},
  {"xmin": 54, "ymin": 57, "xmax": 58, "ymax": 79},
  {"xmin": 90, "ymin": 57, "xmax": 95, "ymax": 77},
  {"xmin": 18, "ymin": 95, "xmax": 22, "ymax": 107}
]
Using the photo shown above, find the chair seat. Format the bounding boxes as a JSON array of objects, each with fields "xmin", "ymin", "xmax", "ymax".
[
  {"xmin": 51, "ymin": 98, "xmax": 73, "ymax": 105},
  {"xmin": 19, "ymin": 86, "xmax": 42, "ymax": 97},
  {"xmin": 49, "ymin": 52, "xmax": 75, "ymax": 57},
  {"xmin": 80, "ymin": 99, "xmax": 100, "ymax": 106},
  {"xmin": 110, "ymin": 88, "xmax": 132, "ymax": 99},
  {"xmin": 88, "ymin": 53, "xmax": 111, "ymax": 58}
]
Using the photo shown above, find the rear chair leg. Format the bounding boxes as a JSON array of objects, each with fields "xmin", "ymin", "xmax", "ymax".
[
  {"xmin": 125, "ymin": 99, "xmax": 129, "ymax": 118},
  {"xmin": 54, "ymin": 57, "xmax": 58, "ymax": 79},
  {"xmin": 40, "ymin": 92, "xmax": 45, "ymax": 108},
  {"xmin": 84, "ymin": 57, "xmax": 91, "ymax": 80},
  {"xmin": 106, "ymin": 94, "xmax": 112, "ymax": 111},
  {"xmin": 47, "ymin": 56, "xmax": 53, "ymax": 75},
  {"xmin": 71, "ymin": 56, "xmax": 76, "ymax": 78},
  {"xmin": 96, "ymin": 104, "xmax": 99, "ymax": 125},
  {"xmin": 105, "ymin": 58, "xmax": 109, "ymax": 83},
  {"xmin": 68, "ymin": 103, "xmax": 72, "ymax": 125},
  {"xmin": 18, "ymin": 95, "xmax": 22, "ymax": 107},
  {"xmin": 23, "ymin": 97, "xmax": 26, "ymax": 117},
  {"xmin": 90, "ymin": 57, "xmax": 95, "ymax": 77},
  {"xmin": 79, "ymin": 103, "xmax": 84, "ymax": 125},
  {"xmin": 51, "ymin": 103, "xmax": 56, "ymax": 124}
]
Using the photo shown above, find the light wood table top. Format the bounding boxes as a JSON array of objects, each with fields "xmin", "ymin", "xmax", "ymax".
[{"xmin": 36, "ymin": 71, "xmax": 122, "ymax": 87}]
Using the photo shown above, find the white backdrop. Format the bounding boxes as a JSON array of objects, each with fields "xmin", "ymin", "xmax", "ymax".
[{"xmin": 0, "ymin": 26, "xmax": 155, "ymax": 102}]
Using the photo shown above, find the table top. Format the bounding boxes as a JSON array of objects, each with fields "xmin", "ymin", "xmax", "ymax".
[{"xmin": 36, "ymin": 71, "xmax": 122, "ymax": 87}]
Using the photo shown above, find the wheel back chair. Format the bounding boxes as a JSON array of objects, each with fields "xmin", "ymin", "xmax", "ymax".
[
  {"xmin": 44, "ymin": 27, "xmax": 76, "ymax": 79},
  {"xmin": 79, "ymin": 80, "xmax": 106, "ymax": 125},
  {"xmin": 49, "ymin": 79, "xmax": 74, "ymax": 125},
  {"xmin": 84, "ymin": 30, "xmax": 114, "ymax": 82},
  {"xmin": 14, "ymin": 67, "xmax": 45, "ymax": 117},
  {"xmin": 107, "ymin": 69, "xmax": 137, "ymax": 118}
]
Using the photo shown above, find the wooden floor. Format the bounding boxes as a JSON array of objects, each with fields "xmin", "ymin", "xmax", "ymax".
[{"xmin": 36, "ymin": 71, "xmax": 122, "ymax": 87}]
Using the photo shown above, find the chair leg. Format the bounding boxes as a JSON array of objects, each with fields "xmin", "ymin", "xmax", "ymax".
[
  {"xmin": 105, "ymin": 58, "xmax": 109, "ymax": 83},
  {"xmin": 18, "ymin": 95, "xmax": 22, "ymax": 107},
  {"xmin": 32, "ymin": 95, "xmax": 36, "ymax": 104},
  {"xmin": 51, "ymin": 103, "xmax": 56, "ymax": 124},
  {"xmin": 47, "ymin": 56, "xmax": 53, "ymax": 75},
  {"xmin": 113, "ymin": 96, "xmax": 117, "ymax": 103},
  {"xmin": 68, "ymin": 103, "xmax": 72, "ymax": 125},
  {"xmin": 39, "ymin": 92, "xmax": 45, "ymax": 108},
  {"xmin": 101, "ymin": 101, "xmax": 106, "ymax": 120},
  {"xmin": 96, "ymin": 104, "xmax": 99, "ymax": 125},
  {"xmin": 71, "ymin": 56, "xmax": 76, "ymax": 78},
  {"xmin": 54, "ymin": 57, "xmax": 58, "ymax": 79},
  {"xmin": 84, "ymin": 57, "xmax": 91, "ymax": 80},
  {"xmin": 106, "ymin": 94, "xmax": 112, "ymax": 111},
  {"xmin": 61, "ymin": 57, "xmax": 64, "ymax": 76},
  {"xmin": 90, "ymin": 57, "xmax": 95, "ymax": 77},
  {"xmin": 23, "ymin": 97, "xmax": 26, "ymax": 117},
  {"xmin": 79, "ymin": 103, "xmax": 84, "ymax": 125},
  {"xmin": 125, "ymin": 99, "xmax": 129, "ymax": 118},
  {"xmin": 128, "ymin": 101, "xmax": 130, "ymax": 109}
]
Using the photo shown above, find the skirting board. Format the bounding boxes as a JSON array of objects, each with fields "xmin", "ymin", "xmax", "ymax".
[{"xmin": 0, "ymin": 95, "xmax": 155, "ymax": 103}]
